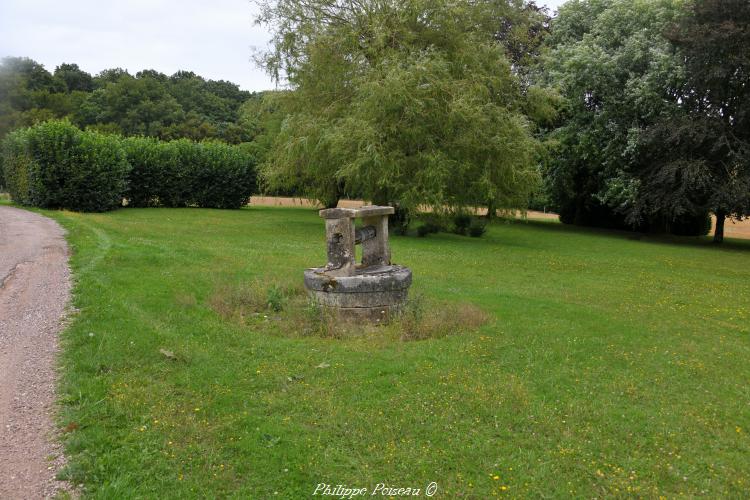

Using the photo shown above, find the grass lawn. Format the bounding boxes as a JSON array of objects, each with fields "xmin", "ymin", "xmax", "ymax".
[{"xmin": 32, "ymin": 206, "xmax": 750, "ymax": 497}]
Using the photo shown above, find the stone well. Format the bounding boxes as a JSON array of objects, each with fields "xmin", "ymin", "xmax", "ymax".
[{"xmin": 303, "ymin": 205, "xmax": 412, "ymax": 322}]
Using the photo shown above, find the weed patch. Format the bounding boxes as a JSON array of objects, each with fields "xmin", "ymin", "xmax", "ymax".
[{"xmin": 210, "ymin": 279, "xmax": 489, "ymax": 340}]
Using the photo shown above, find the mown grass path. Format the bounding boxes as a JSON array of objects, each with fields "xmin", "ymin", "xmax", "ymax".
[{"xmin": 46, "ymin": 206, "xmax": 750, "ymax": 498}]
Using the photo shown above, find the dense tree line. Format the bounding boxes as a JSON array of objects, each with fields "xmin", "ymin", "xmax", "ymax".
[
  {"xmin": 542, "ymin": 0, "xmax": 750, "ymax": 241},
  {"xmin": 0, "ymin": 57, "xmax": 259, "ymax": 144},
  {"xmin": 253, "ymin": 0, "xmax": 748, "ymax": 240}
]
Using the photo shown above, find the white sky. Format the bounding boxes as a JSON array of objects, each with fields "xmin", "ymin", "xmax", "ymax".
[{"xmin": 0, "ymin": 0, "xmax": 568, "ymax": 92}]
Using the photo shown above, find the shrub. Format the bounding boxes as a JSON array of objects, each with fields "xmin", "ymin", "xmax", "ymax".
[
  {"xmin": 2, "ymin": 120, "xmax": 129, "ymax": 212},
  {"xmin": 416, "ymin": 216, "xmax": 444, "ymax": 237},
  {"xmin": 390, "ymin": 204, "xmax": 411, "ymax": 235},
  {"xmin": 3, "ymin": 121, "xmax": 256, "ymax": 212},
  {"xmin": 186, "ymin": 141, "xmax": 257, "ymax": 209},
  {"xmin": 468, "ymin": 219, "xmax": 487, "ymax": 237},
  {"xmin": 123, "ymin": 137, "xmax": 256, "ymax": 209},
  {"xmin": 669, "ymin": 212, "xmax": 711, "ymax": 237},
  {"xmin": 453, "ymin": 213, "xmax": 472, "ymax": 235},
  {"xmin": 416, "ymin": 224, "xmax": 432, "ymax": 237},
  {"xmin": 122, "ymin": 136, "xmax": 186, "ymax": 207},
  {"xmin": 2, "ymin": 129, "xmax": 33, "ymax": 204}
]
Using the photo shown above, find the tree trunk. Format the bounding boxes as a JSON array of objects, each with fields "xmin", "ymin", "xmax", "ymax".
[
  {"xmin": 321, "ymin": 182, "xmax": 345, "ymax": 209},
  {"xmin": 713, "ymin": 210, "xmax": 726, "ymax": 243},
  {"xmin": 485, "ymin": 200, "xmax": 496, "ymax": 220}
]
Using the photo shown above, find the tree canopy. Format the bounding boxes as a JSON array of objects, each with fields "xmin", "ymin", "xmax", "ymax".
[
  {"xmin": 256, "ymin": 0, "xmax": 552, "ymax": 213},
  {"xmin": 0, "ymin": 57, "xmax": 257, "ymax": 145},
  {"xmin": 542, "ymin": 0, "xmax": 750, "ymax": 240},
  {"xmin": 635, "ymin": 0, "xmax": 750, "ymax": 242}
]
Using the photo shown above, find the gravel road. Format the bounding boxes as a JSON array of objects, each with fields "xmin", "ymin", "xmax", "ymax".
[{"xmin": 0, "ymin": 206, "xmax": 72, "ymax": 499}]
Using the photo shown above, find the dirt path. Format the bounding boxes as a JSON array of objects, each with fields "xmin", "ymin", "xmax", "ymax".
[{"xmin": 0, "ymin": 206, "xmax": 72, "ymax": 499}]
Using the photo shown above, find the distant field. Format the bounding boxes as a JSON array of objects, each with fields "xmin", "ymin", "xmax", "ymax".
[
  {"xmin": 711, "ymin": 216, "xmax": 750, "ymax": 240},
  {"xmin": 250, "ymin": 197, "xmax": 749, "ymax": 239},
  {"xmin": 35, "ymin": 205, "xmax": 750, "ymax": 498}
]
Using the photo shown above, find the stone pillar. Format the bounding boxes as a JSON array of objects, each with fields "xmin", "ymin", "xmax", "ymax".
[
  {"xmin": 319, "ymin": 208, "xmax": 356, "ymax": 276},
  {"xmin": 358, "ymin": 206, "xmax": 394, "ymax": 267}
]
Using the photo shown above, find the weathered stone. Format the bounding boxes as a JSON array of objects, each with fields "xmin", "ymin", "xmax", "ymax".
[
  {"xmin": 324, "ymin": 217, "xmax": 355, "ymax": 276},
  {"xmin": 308, "ymin": 289, "xmax": 408, "ymax": 308},
  {"xmin": 304, "ymin": 265, "xmax": 411, "ymax": 293},
  {"xmin": 319, "ymin": 208, "xmax": 357, "ymax": 219},
  {"xmin": 355, "ymin": 205, "xmax": 395, "ymax": 217},
  {"xmin": 324, "ymin": 305, "xmax": 399, "ymax": 324},
  {"xmin": 354, "ymin": 225, "xmax": 377, "ymax": 244},
  {"xmin": 361, "ymin": 216, "xmax": 390, "ymax": 266},
  {"xmin": 304, "ymin": 205, "xmax": 411, "ymax": 324}
]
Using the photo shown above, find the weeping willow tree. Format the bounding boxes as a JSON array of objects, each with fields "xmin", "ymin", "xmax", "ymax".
[{"xmin": 255, "ymin": 0, "xmax": 548, "ymax": 215}]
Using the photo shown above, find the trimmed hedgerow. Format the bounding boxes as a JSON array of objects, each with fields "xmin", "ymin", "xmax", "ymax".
[
  {"xmin": 123, "ymin": 137, "xmax": 256, "ymax": 209},
  {"xmin": 2, "ymin": 121, "xmax": 257, "ymax": 212},
  {"xmin": 122, "ymin": 136, "xmax": 186, "ymax": 207},
  {"xmin": 2, "ymin": 120, "xmax": 130, "ymax": 212},
  {"xmin": 2, "ymin": 129, "xmax": 33, "ymax": 204},
  {"xmin": 184, "ymin": 141, "xmax": 257, "ymax": 209}
]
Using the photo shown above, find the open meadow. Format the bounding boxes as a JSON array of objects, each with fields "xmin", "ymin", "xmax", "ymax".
[{"xmin": 31, "ymin": 205, "xmax": 750, "ymax": 498}]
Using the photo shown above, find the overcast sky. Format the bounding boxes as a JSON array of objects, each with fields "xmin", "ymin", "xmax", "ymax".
[{"xmin": 0, "ymin": 0, "xmax": 568, "ymax": 92}]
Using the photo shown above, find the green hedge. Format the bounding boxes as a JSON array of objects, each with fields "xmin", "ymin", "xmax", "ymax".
[
  {"xmin": 122, "ymin": 136, "xmax": 185, "ymax": 207},
  {"xmin": 124, "ymin": 137, "xmax": 256, "ymax": 209},
  {"xmin": 2, "ymin": 121, "xmax": 129, "ymax": 212},
  {"xmin": 1, "ymin": 121, "xmax": 257, "ymax": 212}
]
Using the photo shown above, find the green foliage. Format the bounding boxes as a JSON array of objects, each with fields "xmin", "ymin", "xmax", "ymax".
[
  {"xmin": 468, "ymin": 218, "xmax": 488, "ymax": 238},
  {"xmin": 237, "ymin": 91, "xmax": 287, "ymax": 176},
  {"xmin": 542, "ymin": 0, "xmax": 688, "ymax": 231},
  {"xmin": 2, "ymin": 121, "xmax": 256, "ymax": 211},
  {"xmin": 0, "ymin": 57, "xmax": 74, "ymax": 140},
  {"xmin": 123, "ymin": 136, "xmax": 257, "ymax": 209},
  {"xmin": 1, "ymin": 130, "xmax": 33, "ymax": 203},
  {"xmin": 541, "ymin": 0, "xmax": 741, "ymax": 239},
  {"xmin": 0, "ymin": 57, "xmax": 256, "ymax": 145},
  {"xmin": 417, "ymin": 219, "xmax": 443, "ymax": 237},
  {"xmin": 452, "ymin": 213, "xmax": 473, "ymax": 236},
  {"xmin": 183, "ymin": 141, "xmax": 257, "ymax": 209},
  {"xmin": 2, "ymin": 120, "xmax": 129, "ymax": 211},
  {"xmin": 257, "ymin": 0, "xmax": 545, "ymax": 214},
  {"xmin": 122, "ymin": 136, "xmax": 185, "ymax": 207},
  {"xmin": 265, "ymin": 284, "xmax": 286, "ymax": 312},
  {"xmin": 634, "ymin": 0, "xmax": 750, "ymax": 242},
  {"xmin": 54, "ymin": 63, "xmax": 94, "ymax": 92}
]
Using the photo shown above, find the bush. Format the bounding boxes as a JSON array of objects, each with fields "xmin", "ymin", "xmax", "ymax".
[
  {"xmin": 187, "ymin": 141, "xmax": 257, "ymax": 209},
  {"xmin": 124, "ymin": 137, "xmax": 256, "ymax": 209},
  {"xmin": 667, "ymin": 212, "xmax": 712, "ymax": 237},
  {"xmin": 452, "ymin": 213, "xmax": 472, "ymax": 235},
  {"xmin": 3, "ymin": 121, "xmax": 257, "ymax": 211},
  {"xmin": 468, "ymin": 219, "xmax": 487, "ymax": 237},
  {"xmin": 390, "ymin": 204, "xmax": 411, "ymax": 235},
  {"xmin": 2, "ymin": 120, "xmax": 129, "ymax": 212},
  {"xmin": 416, "ymin": 216, "xmax": 444, "ymax": 237},
  {"xmin": 122, "ymin": 136, "xmax": 186, "ymax": 207},
  {"xmin": 417, "ymin": 224, "xmax": 433, "ymax": 237},
  {"xmin": 2, "ymin": 130, "xmax": 33, "ymax": 204}
]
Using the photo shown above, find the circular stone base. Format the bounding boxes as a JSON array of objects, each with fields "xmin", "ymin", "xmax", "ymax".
[{"xmin": 303, "ymin": 265, "xmax": 412, "ymax": 322}]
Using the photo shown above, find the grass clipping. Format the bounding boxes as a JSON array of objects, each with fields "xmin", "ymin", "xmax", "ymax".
[{"xmin": 209, "ymin": 278, "xmax": 489, "ymax": 340}]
